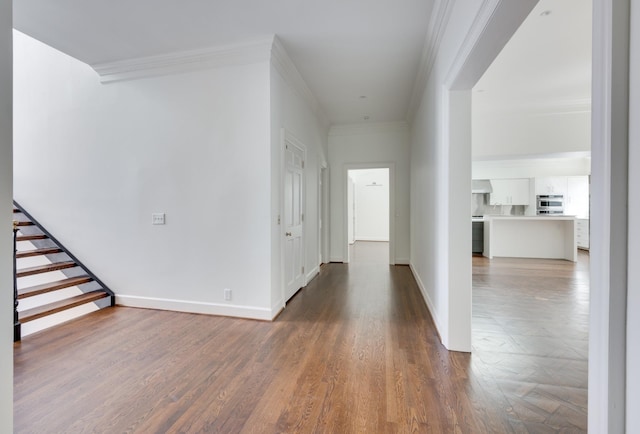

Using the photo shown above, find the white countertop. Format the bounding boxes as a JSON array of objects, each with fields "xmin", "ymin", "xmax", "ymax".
[{"xmin": 484, "ymin": 215, "xmax": 576, "ymax": 221}]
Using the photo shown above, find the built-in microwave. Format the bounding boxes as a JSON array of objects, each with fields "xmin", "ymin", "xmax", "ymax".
[{"xmin": 537, "ymin": 195, "xmax": 564, "ymax": 215}]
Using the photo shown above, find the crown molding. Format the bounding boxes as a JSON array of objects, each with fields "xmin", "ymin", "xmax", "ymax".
[
  {"xmin": 329, "ymin": 121, "xmax": 409, "ymax": 137},
  {"xmin": 270, "ymin": 36, "xmax": 330, "ymax": 130},
  {"xmin": 91, "ymin": 36, "xmax": 274, "ymax": 83},
  {"xmin": 406, "ymin": 0, "xmax": 455, "ymax": 120},
  {"xmin": 476, "ymin": 97, "xmax": 592, "ymax": 116},
  {"xmin": 472, "ymin": 150, "xmax": 591, "ymax": 162}
]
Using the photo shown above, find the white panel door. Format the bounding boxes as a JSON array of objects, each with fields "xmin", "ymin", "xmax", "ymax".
[{"xmin": 284, "ymin": 141, "xmax": 305, "ymax": 301}]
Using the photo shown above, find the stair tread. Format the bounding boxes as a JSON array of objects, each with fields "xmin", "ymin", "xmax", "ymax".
[
  {"xmin": 16, "ymin": 261, "xmax": 76, "ymax": 278},
  {"xmin": 19, "ymin": 290, "xmax": 109, "ymax": 323},
  {"xmin": 16, "ymin": 234, "xmax": 48, "ymax": 241},
  {"xmin": 15, "ymin": 221, "xmax": 34, "ymax": 226},
  {"xmin": 18, "ymin": 276, "xmax": 94, "ymax": 299},
  {"xmin": 16, "ymin": 247, "xmax": 63, "ymax": 259}
]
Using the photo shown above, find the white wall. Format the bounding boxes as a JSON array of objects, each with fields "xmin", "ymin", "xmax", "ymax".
[
  {"xmin": 472, "ymin": 109, "xmax": 591, "ymax": 159},
  {"xmin": 627, "ymin": 0, "xmax": 640, "ymax": 430},
  {"xmin": 328, "ymin": 122, "xmax": 410, "ymax": 264},
  {"xmin": 472, "ymin": 156, "xmax": 591, "ymax": 179},
  {"xmin": 350, "ymin": 169, "xmax": 389, "ymax": 241},
  {"xmin": 269, "ymin": 58, "xmax": 328, "ymax": 312},
  {"xmin": 410, "ymin": 1, "xmax": 540, "ymax": 352},
  {"xmin": 13, "ymin": 32, "xmax": 276, "ymax": 320},
  {"xmin": 0, "ymin": 0, "xmax": 13, "ymax": 429},
  {"xmin": 409, "ymin": 1, "xmax": 487, "ymax": 352}
]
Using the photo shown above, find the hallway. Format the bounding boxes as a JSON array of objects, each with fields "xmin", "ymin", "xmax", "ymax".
[{"xmin": 14, "ymin": 252, "xmax": 587, "ymax": 432}]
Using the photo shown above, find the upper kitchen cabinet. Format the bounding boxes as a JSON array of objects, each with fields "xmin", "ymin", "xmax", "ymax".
[
  {"xmin": 489, "ymin": 178, "xmax": 530, "ymax": 205},
  {"xmin": 534, "ymin": 175, "xmax": 589, "ymax": 217},
  {"xmin": 535, "ymin": 176, "xmax": 568, "ymax": 196}
]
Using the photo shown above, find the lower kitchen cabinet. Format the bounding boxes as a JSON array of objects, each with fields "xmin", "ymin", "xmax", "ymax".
[
  {"xmin": 576, "ymin": 218, "xmax": 589, "ymax": 250},
  {"xmin": 472, "ymin": 222, "xmax": 484, "ymax": 253}
]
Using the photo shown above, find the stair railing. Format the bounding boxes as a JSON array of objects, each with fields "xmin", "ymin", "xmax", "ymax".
[{"xmin": 13, "ymin": 220, "xmax": 20, "ymax": 342}]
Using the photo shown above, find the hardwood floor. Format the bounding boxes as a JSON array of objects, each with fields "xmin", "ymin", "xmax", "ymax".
[{"xmin": 14, "ymin": 251, "xmax": 588, "ymax": 433}]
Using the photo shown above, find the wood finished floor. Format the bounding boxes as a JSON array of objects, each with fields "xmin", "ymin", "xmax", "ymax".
[{"xmin": 14, "ymin": 251, "xmax": 588, "ymax": 433}]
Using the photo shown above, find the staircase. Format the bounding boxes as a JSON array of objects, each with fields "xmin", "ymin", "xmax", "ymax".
[{"xmin": 13, "ymin": 202, "xmax": 115, "ymax": 341}]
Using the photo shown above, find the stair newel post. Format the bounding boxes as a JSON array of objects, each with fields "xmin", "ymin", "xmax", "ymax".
[{"xmin": 13, "ymin": 220, "xmax": 21, "ymax": 342}]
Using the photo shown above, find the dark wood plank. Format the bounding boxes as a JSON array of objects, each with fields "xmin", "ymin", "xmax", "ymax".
[
  {"xmin": 19, "ymin": 290, "xmax": 108, "ymax": 323},
  {"xmin": 18, "ymin": 276, "xmax": 93, "ymax": 299},
  {"xmin": 13, "ymin": 248, "xmax": 589, "ymax": 433},
  {"xmin": 16, "ymin": 247, "xmax": 62, "ymax": 259},
  {"xmin": 14, "ymin": 221, "xmax": 34, "ymax": 226},
  {"xmin": 16, "ymin": 234, "xmax": 47, "ymax": 242},
  {"xmin": 16, "ymin": 261, "xmax": 76, "ymax": 278}
]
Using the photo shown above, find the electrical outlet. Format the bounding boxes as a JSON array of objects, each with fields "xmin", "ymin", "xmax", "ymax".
[
  {"xmin": 224, "ymin": 288, "xmax": 232, "ymax": 301},
  {"xmin": 152, "ymin": 213, "xmax": 166, "ymax": 225}
]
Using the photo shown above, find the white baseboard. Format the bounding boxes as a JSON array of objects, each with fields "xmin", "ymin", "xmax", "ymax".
[
  {"xmin": 329, "ymin": 256, "xmax": 345, "ymax": 263},
  {"xmin": 354, "ymin": 237, "xmax": 389, "ymax": 242},
  {"xmin": 116, "ymin": 295, "xmax": 274, "ymax": 321},
  {"xmin": 306, "ymin": 265, "xmax": 320, "ymax": 283},
  {"xmin": 409, "ymin": 262, "xmax": 446, "ymax": 345},
  {"xmin": 395, "ymin": 257, "xmax": 410, "ymax": 265}
]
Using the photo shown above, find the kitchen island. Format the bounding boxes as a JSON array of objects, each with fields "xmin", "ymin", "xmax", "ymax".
[{"xmin": 483, "ymin": 215, "xmax": 577, "ymax": 262}]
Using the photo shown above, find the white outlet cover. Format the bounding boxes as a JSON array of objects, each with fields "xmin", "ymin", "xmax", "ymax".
[{"xmin": 152, "ymin": 213, "xmax": 166, "ymax": 225}]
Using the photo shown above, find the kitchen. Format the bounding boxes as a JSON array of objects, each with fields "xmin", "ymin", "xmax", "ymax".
[
  {"xmin": 471, "ymin": 171, "xmax": 590, "ymax": 261},
  {"xmin": 470, "ymin": 0, "xmax": 591, "ymax": 262}
]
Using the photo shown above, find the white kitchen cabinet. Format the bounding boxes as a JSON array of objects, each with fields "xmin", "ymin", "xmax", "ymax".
[
  {"xmin": 566, "ymin": 176, "xmax": 590, "ymax": 218},
  {"xmin": 535, "ymin": 176, "xmax": 568, "ymax": 196},
  {"xmin": 576, "ymin": 218, "xmax": 589, "ymax": 250},
  {"xmin": 489, "ymin": 178, "xmax": 530, "ymax": 205}
]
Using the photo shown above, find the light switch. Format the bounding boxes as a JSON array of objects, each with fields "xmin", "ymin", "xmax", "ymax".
[{"xmin": 152, "ymin": 213, "xmax": 166, "ymax": 225}]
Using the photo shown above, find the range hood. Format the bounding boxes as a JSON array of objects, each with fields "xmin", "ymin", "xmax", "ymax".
[{"xmin": 472, "ymin": 179, "xmax": 493, "ymax": 194}]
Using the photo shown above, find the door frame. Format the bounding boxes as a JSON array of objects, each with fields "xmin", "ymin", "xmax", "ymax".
[
  {"xmin": 441, "ymin": 0, "xmax": 627, "ymax": 430},
  {"xmin": 280, "ymin": 128, "xmax": 307, "ymax": 305},
  {"xmin": 342, "ymin": 163, "xmax": 395, "ymax": 264},
  {"xmin": 319, "ymin": 164, "xmax": 328, "ymax": 265}
]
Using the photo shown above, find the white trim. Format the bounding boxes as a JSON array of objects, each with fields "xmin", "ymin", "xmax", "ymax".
[
  {"xmin": 305, "ymin": 265, "xmax": 320, "ymax": 283},
  {"xmin": 409, "ymin": 263, "xmax": 446, "ymax": 344},
  {"xmin": 116, "ymin": 295, "xmax": 275, "ymax": 321},
  {"xmin": 472, "ymin": 150, "xmax": 591, "ymax": 162},
  {"xmin": 354, "ymin": 237, "xmax": 389, "ymax": 242},
  {"xmin": 627, "ymin": 1, "xmax": 640, "ymax": 430},
  {"xmin": 407, "ymin": 0, "xmax": 455, "ymax": 119},
  {"xmin": 281, "ymin": 129, "xmax": 307, "ymax": 302},
  {"xmin": 590, "ymin": 0, "xmax": 630, "ymax": 432},
  {"xmin": 478, "ymin": 97, "xmax": 592, "ymax": 116},
  {"xmin": 395, "ymin": 258, "xmax": 410, "ymax": 265},
  {"xmin": 92, "ymin": 36, "xmax": 274, "ymax": 83},
  {"xmin": 342, "ymin": 163, "xmax": 395, "ymax": 265},
  {"xmin": 271, "ymin": 37, "xmax": 330, "ymax": 130},
  {"xmin": 446, "ymin": 0, "xmax": 538, "ymax": 90}
]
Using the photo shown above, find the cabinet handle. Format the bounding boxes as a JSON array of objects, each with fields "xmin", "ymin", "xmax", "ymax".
[{"xmin": 285, "ymin": 232, "xmax": 292, "ymax": 236}]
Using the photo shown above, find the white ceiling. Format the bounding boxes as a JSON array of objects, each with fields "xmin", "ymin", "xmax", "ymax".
[
  {"xmin": 474, "ymin": 0, "xmax": 592, "ymax": 112},
  {"xmin": 13, "ymin": 0, "xmax": 435, "ymax": 125}
]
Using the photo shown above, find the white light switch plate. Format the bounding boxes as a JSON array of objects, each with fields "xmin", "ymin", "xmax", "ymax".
[{"xmin": 152, "ymin": 213, "xmax": 166, "ymax": 225}]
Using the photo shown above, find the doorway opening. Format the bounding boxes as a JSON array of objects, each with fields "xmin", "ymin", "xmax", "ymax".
[
  {"xmin": 450, "ymin": 0, "xmax": 592, "ymax": 430},
  {"xmin": 347, "ymin": 168, "xmax": 390, "ymax": 264}
]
